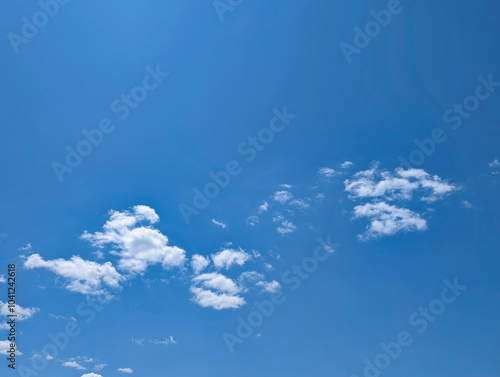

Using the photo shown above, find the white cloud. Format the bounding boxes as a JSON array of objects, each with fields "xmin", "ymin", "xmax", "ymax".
[
  {"xmin": 82, "ymin": 373, "xmax": 103, "ymax": 377},
  {"xmin": 189, "ymin": 287, "xmax": 245, "ymax": 310},
  {"xmin": 191, "ymin": 254, "xmax": 210, "ymax": 274},
  {"xmin": 0, "ymin": 275, "xmax": 5, "ymax": 283},
  {"xmin": 258, "ymin": 202, "xmax": 269, "ymax": 214},
  {"xmin": 462, "ymin": 201, "xmax": 474, "ymax": 209},
  {"xmin": 353, "ymin": 202, "xmax": 427, "ymax": 240},
  {"xmin": 48, "ymin": 313, "xmax": 76, "ymax": 321},
  {"xmin": 341, "ymin": 161, "xmax": 354, "ymax": 169},
  {"xmin": 257, "ymin": 280, "xmax": 281, "ymax": 293},
  {"xmin": 273, "ymin": 215, "xmax": 297, "ymax": 236},
  {"xmin": 246, "ymin": 216, "xmax": 259, "ymax": 226},
  {"xmin": 271, "ymin": 190, "xmax": 293, "ymax": 204},
  {"xmin": 118, "ymin": 367, "xmax": 133, "ymax": 373},
  {"xmin": 132, "ymin": 336, "xmax": 176, "ymax": 346},
  {"xmin": 489, "ymin": 158, "xmax": 500, "ymax": 168},
  {"xmin": 19, "ymin": 243, "xmax": 32, "ymax": 251},
  {"xmin": 318, "ymin": 167, "xmax": 339, "ymax": 178},
  {"xmin": 81, "ymin": 206, "xmax": 186, "ymax": 275},
  {"xmin": 238, "ymin": 271, "xmax": 264, "ymax": 283},
  {"xmin": 290, "ymin": 199, "xmax": 310, "ymax": 210},
  {"xmin": 63, "ymin": 360, "xmax": 86, "ymax": 370},
  {"xmin": 211, "ymin": 219, "xmax": 227, "ymax": 229},
  {"xmin": 211, "ymin": 249, "xmax": 251, "ymax": 269},
  {"xmin": 193, "ymin": 273, "xmax": 241, "ymax": 294},
  {"xmin": 0, "ymin": 340, "xmax": 21, "ymax": 355},
  {"xmin": 24, "ymin": 254, "xmax": 123, "ymax": 297},
  {"xmin": 280, "ymin": 184, "xmax": 293, "ymax": 189},
  {"xmin": 94, "ymin": 364, "xmax": 107, "ymax": 372},
  {"xmin": 0, "ymin": 301, "xmax": 39, "ymax": 321},
  {"xmin": 345, "ymin": 165, "xmax": 458, "ymax": 202},
  {"xmin": 315, "ymin": 193, "xmax": 325, "ymax": 202}
]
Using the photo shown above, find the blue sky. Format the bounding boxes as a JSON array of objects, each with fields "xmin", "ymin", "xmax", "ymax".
[{"xmin": 1, "ymin": 0, "xmax": 500, "ymax": 376}]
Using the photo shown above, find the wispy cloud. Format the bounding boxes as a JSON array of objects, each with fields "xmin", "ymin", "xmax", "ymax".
[{"xmin": 211, "ymin": 219, "xmax": 227, "ymax": 229}]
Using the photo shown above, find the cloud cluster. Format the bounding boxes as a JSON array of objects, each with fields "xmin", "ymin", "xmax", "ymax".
[
  {"xmin": 345, "ymin": 164, "xmax": 458, "ymax": 239},
  {"xmin": 344, "ymin": 165, "xmax": 458, "ymax": 202},
  {"xmin": 353, "ymin": 202, "xmax": 427, "ymax": 240}
]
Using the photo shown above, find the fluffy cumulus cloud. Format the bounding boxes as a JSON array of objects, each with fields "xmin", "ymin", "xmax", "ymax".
[
  {"xmin": 192, "ymin": 273, "xmax": 241, "ymax": 294},
  {"xmin": 344, "ymin": 164, "xmax": 458, "ymax": 239},
  {"xmin": 271, "ymin": 190, "xmax": 293, "ymax": 204},
  {"xmin": 344, "ymin": 165, "xmax": 458, "ymax": 202},
  {"xmin": 81, "ymin": 205, "xmax": 186, "ymax": 274},
  {"xmin": 353, "ymin": 202, "xmax": 427, "ymax": 240},
  {"xmin": 0, "ymin": 340, "xmax": 21, "ymax": 355},
  {"xmin": 189, "ymin": 286, "xmax": 245, "ymax": 310},
  {"xmin": 24, "ymin": 254, "xmax": 124, "ymax": 296},
  {"xmin": 0, "ymin": 275, "xmax": 5, "ymax": 283},
  {"xmin": 0, "ymin": 301, "xmax": 39, "ymax": 321},
  {"xmin": 256, "ymin": 280, "xmax": 281, "ymax": 293},
  {"xmin": 211, "ymin": 248, "xmax": 251, "ymax": 269},
  {"xmin": 82, "ymin": 374, "xmax": 103, "ymax": 377},
  {"xmin": 190, "ymin": 254, "xmax": 210, "ymax": 274}
]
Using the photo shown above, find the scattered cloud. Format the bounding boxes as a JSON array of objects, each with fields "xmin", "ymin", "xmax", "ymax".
[
  {"xmin": 271, "ymin": 190, "xmax": 293, "ymax": 204},
  {"xmin": 189, "ymin": 286, "xmax": 245, "ymax": 310},
  {"xmin": 318, "ymin": 167, "xmax": 339, "ymax": 179},
  {"xmin": 0, "ymin": 301, "xmax": 39, "ymax": 321},
  {"xmin": 256, "ymin": 280, "xmax": 281, "ymax": 293},
  {"xmin": 193, "ymin": 273, "xmax": 241, "ymax": 294},
  {"xmin": 211, "ymin": 248, "xmax": 251, "ymax": 269},
  {"xmin": 489, "ymin": 158, "xmax": 500, "ymax": 168},
  {"xmin": 353, "ymin": 202, "xmax": 427, "ymax": 240},
  {"xmin": 290, "ymin": 199, "xmax": 310, "ymax": 210},
  {"xmin": 191, "ymin": 254, "xmax": 210, "ymax": 274},
  {"xmin": 273, "ymin": 215, "xmax": 297, "ymax": 236},
  {"xmin": 82, "ymin": 374, "xmax": 103, "ymax": 377},
  {"xmin": 0, "ymin": 275, "xmax": 5, "ymax": 284},
  {"xmin": 258, "ymin": 202, "xmax": 269, "ymax": 214},
  {"xmin": 341, "ymin": 161, "xmax": 354, "ymax": 169},
  {"xmin": 462, "ymin": 201, "xmax": 474, "ymax": 209},
  {"xmin": 118, "ymin": 367, "xmax": 134, "ymax": 373},
  {"xmin": 344, "ymin": 165, "xmax": 458, "ymax": 202},
  {"xmin": 211, "ymin": 219, "xmax": 227, "ymax": 229},
  {"xmin": 94, "ymin": 364, "xmax": 107, "ymax": 372},
  {"xmin": 63, "ymin": 360, "xmax": 86, "ymax": 370},
  {"xmin": 0, "ymin": 340, "xmax": 21, "ymax": 355},
  {"xmin": 246, "ymin": 216, "xmax": 259, "ymax": 226},
  {"xmin": 24, "ymin": 254, "xmax": 124, "ymax": 297},
  {"xmin": 489, "ymin": 158, "xmax": 500, "ymax": 174},
  {"xmin": 280, "ymin": 184, "xmax": 293, "ymax": 189}
]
